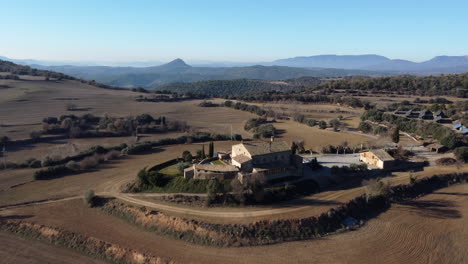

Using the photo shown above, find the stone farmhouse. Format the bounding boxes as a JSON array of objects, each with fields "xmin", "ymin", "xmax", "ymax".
[
  {"xmin": 184, "ymin": 139, "xmax": 303, "ymax": 182},
  {"xmin": 359, "ymin": 149, "xmax": 396, "ymax": 170}
]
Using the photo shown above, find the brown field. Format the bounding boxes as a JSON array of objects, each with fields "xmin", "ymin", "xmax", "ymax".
[
  {"xmin": 0, "ymin": 231, "xmax": 106, "ymax": 264},
  {"xmin": 1, "ymin": 76, "xmax": 468, "ymax": 263},
  {"xmin": 2, "ymin": 182, "xmax": 467, "ymax": 264},
  {"xmin": 1, "ymin": 78, "xmax": 383, "ymax": 164}
]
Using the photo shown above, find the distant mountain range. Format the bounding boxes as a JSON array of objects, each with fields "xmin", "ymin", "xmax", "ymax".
[
  {"xmin": 25, "ymin": 58, "xmax": 389, "ymax": 88},
  {"xmin": 1, "ymin": 54, "xmax": 467, "ymax": 88},
  {"xmin": 271, "ymin": 55, "xmax": 468, "ymax": 73}
]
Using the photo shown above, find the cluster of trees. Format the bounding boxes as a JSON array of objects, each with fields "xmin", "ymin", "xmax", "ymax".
[
  {"xmin": 157, "ymin": 79, "xmax": 297, "ymax": 97},
  {"xmin": 228, "ymin": 91, "xmax": 372, "ymax": 109},
  {"xmin": 224, "ymin": 100, "xmax": 267, "ymax": 116},
  {"xmin": 244, "ymin": 118, "xmax": 276, "ymax": 139},
  {"xmin": 33, "ymin": 150, "xmax": 121, "ymax": 180},
  {"xmin": 293, "ymin": 113, "xmax": 328, "ymax": 129},
  {"xmin": 316, "ymin": 74, "xmax": 468, "ymax": 98},
  {"xmin": 198, "ymin": 101, "xmax": 219, "ymax": 107},
  {"xmin": 205, "ymin": 176, "xmax": 320, "ymax": 206},
  {"xmin": 361, "ymin": 110, "xmax": 465, "ymax": 149},
  {"xmin": 41, "ymin": 113, "xmax": 187, "ymax": 138},
  {"xmin": 134, "ymin": 168, "xmax": 230, "ymax": 193}
]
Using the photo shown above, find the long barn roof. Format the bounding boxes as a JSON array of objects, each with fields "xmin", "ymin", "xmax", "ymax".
[{"xmin": 240, "ymin": 141, "xmax": 290, "ymax": 156}]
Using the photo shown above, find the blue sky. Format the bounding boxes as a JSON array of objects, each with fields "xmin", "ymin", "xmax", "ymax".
[{"xmin": 1, "ymin": 0, "xmax": 467, "ymax": 62}]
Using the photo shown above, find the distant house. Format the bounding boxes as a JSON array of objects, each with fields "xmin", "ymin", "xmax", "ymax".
[
  {"xmin": 404, "ymin": 109, "xmax": 414, "ymax": 117},
  {"xmin": 453, "ymin": 122, "xmax": 463, "ymax": 130},
  {"xmin": 433, "ymin": 110, "xmax": 446, "ymax": 118},
  {"xmin": 418, "ymin": 109, "xmax": 433, "ymax": 120},
  {"xmin": 360, "ymin": 149, "xmax": 396, "ymax": 170},
  {"xmin": 433, "ymin": 115, "xmax": 443, "ymax": 123},
  {"xmin": 461, "ymin": 126, "xmax": 468, "ymax": 135}
]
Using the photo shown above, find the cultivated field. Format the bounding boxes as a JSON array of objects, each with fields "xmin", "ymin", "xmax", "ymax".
[{"xmin": 2, "ymin": 182, "xmax": 467, "ymax": 264}]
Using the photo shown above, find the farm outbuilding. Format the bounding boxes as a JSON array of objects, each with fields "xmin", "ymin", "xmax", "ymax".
[{"xmin": 360, "ymin": 149, "xmax": 396, "ymax": 170}]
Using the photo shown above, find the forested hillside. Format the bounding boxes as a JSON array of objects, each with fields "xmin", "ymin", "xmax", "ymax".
[
  {"xmin": 316, "ymin": 73, "xmax": 468, "ymax": 97},
  {"xmin": 0, "ymin": 59, "xmax": 74, "ymax": 80},
  {"xmin": 157, "ymin": 73, "xmax": 468, "ymax": 98}
]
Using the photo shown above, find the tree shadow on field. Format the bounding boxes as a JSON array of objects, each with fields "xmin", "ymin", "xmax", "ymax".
[
  {"xmin": 433, "ymin": 192, "xmax": 468, "ymax": 197},
  {"xmin": 397, "ymin": 199, "xmax": 461, "ymax": 219},
  {"xmin": 267, "ymin": 198, "xmax": 341, "ymax": 208},
  {"xmin": 0, "ymin": 214, "xmax": 34, "ymax": 221}
]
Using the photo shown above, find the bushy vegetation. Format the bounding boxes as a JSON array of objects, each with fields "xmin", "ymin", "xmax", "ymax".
[
  {"xmin": 361, "ymin": 110, "xmax": 465, "ymax": 149},
  {"xmin": 318, "ymin": 74, "xmax": 468, "ymax": 98},
  {"xmin": 454, "ymin": 147, "xmax": 468, "ymax": 163},
  {"xmin": 198, "ymin": 100, "xmax": 219, "ymax": 107},
  {"xmin": 41, "ymin": 113, "xmax": 187, "ymax": 138},
  {"xmin": 33, "ymin": 151, "xmax": 121, "ymax": 180},
  {"xmin": 243, "ymin": 118, "xmax": 276, "ymax": 139},
  {"xmin": 33, "ymin": 165, "xmax": 74, "ymax": 180},
  {"xmin": 134, "ymin": 168, "xmax": 231, "ymax": 193},
  {"xmin": 224, "ymin": 100, "xmax": 267, "ymax": 116}
]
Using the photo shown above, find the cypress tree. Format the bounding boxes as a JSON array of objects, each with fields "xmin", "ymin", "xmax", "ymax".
[
  {"xmin": 201, "ymin": 145, "xmax": 206, "ymax": 159},
  {"xmin": 208, "ymin": 141, "xmax": 214, "ymax": 157},
  {"xmin": 392, "ymin": 127, "xmax": 400, "ymax": 143}
]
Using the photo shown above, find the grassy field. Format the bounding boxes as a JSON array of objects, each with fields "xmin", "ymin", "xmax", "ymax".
[{"xmin": 158, "ymin": 163, "xmax": 182, "ymax": 177}]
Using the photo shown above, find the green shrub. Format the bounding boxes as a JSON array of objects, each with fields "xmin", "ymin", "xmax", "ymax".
[
  {"xmin": 318, "ymin": 120, "xmax": 327, "ymax": 129},
  {"xmin": 33, "ymin": 165, "xmax": 74, "ymax": 180},
  {"xmin": 182, "ymin": 151, "xmax": 193, "ymax": 162},
  {"xmin": 440, "ymin": 134, "xmax": 460, "ymax": 149},
  {"xmin": 176, "ymin": 162, "xmax": 190, "ymax": 173},
  {"xmin": 373, "ymin": 126, "xmax": 388, "ymax": 135},
  {"xmin": 29, "ymin": 159, "xmax": 42, "ymax": 168},
  {"xmin": 358, "ymin": 121, "xmax": 373, "ymax": 133},
  {"xmin": 126, "ymin": 142, "xmax": 153, "ymax": 154},
  {"xmin": 454, "ymin": 147, "xmax": 468, "ymax": 163},
  {"xmin": 307, "ymin": 119, "xmax": 317, "ymax": 127}
]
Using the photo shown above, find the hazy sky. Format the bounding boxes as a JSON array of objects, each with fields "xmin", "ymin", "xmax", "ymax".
[{"xmin": 1, "ymin": 0, "xmax": 467, "ymax": 62}]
